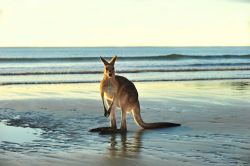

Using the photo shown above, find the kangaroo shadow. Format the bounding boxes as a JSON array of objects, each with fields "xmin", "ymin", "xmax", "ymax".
[{"xmin": 105, "ymin": 130, "xmax": 144, "ymax": 158}]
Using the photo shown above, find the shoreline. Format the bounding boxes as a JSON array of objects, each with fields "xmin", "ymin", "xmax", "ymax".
[{"xmin": 0, "ymin": 79, "xmax": 250, "ymax": 166}]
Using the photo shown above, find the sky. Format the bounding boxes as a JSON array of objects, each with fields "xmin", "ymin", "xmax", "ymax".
[{"xmin": 0, "ymin": 0, "xmax": 249, "ymax": 47}]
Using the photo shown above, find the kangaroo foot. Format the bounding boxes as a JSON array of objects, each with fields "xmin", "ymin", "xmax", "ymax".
[
  {"xmin": 89, "ymin": 127, "xmax": 127, "ymax": 134},
  {"xmin": 89, "ymin": 127, "xmax": 112, "ymax": 132}
]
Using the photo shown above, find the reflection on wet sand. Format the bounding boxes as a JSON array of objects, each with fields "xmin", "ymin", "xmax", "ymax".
[{"xmin": 106, "ymin": 130, "xmax": 144, "ymax": 158}]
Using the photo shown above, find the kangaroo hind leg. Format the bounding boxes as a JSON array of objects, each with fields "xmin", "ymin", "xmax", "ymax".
[
  {"xmin": 120, "ymin": 107, "xmax": 127, "ymax": 131},
  {"xmin": 107, "ymin": 100, "xmax": 117, "ymax": 129}
]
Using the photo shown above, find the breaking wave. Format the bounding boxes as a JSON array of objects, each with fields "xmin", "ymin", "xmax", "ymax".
[
  {"xmin": 0, "ymin": 54, "xmax": 250, "ymax": 62},
  {"xmin": 0, "ymin": 66, "xmax": 249, "ymax": 76}
]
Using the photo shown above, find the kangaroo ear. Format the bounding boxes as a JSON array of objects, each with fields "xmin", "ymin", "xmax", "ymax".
[
  {"xmin": 100, "ymin": 56, "xmax": 109, "ymax": 65},
  {"xmin": 109, "ymin": 55, "xmax": 117, "ymax": 65}
]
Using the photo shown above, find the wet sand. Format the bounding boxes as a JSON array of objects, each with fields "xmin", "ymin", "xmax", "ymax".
[{"xmin": 0, "ymin": 80, "xmax": 250, "ymax": 166}]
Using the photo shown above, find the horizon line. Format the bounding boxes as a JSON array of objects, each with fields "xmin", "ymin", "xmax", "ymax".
[{"xmin": 0, "ymin": 45, "xmax": 250, "ymax": 48}]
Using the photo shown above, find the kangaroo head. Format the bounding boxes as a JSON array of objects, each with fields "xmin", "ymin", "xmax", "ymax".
[{"xmin": 100, "ymin": 55, "xmax": 117, "ymax": 78}]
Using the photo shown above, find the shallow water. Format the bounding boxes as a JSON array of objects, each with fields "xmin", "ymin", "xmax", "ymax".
[
  {"xmin": 0, "ymin": 80, "xmax": 250, "ymax": 165},
  {"xmin": 0, "ymin": 122, "xmax": 42, "ymax": 144}
]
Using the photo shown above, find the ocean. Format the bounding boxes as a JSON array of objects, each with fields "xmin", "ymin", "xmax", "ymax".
[{"xmin": 0, "ymin": 47, "xmax": 250, "ymax": 85}]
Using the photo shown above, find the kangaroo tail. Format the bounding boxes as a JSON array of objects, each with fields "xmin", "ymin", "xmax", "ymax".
[{"xmin": 132, "ymin": 102, "xmax": 181, "ymax": 129}]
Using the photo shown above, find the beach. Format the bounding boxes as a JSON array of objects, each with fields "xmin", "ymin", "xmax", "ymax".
[{"xmin": 1, "ymin": 80, "xmax": 250, "ymax": 166}]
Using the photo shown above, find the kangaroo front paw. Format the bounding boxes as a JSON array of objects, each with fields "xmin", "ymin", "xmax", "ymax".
[
  {"xmin": 104, "ymin": 110, "xmax": 110, "ymax": 118},
  {"xmin": 105, "ymin": 108, "xmax": 112, "ymax": 118}
]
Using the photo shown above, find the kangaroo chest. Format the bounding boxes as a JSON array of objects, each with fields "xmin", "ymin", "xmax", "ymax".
[{"xmin": 103, "ymin": 81, "xmax": 117, "ymax": 100}]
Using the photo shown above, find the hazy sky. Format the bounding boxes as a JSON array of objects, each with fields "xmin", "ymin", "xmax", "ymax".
[{"xmin": 0, "ymin": 0, "xmax": 249, "ymax": 46}]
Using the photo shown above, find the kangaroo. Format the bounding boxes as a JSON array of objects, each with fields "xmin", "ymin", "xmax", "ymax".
[{"xmin": 91, "ymin": 56, "xmax": 180, "ymax": 132}]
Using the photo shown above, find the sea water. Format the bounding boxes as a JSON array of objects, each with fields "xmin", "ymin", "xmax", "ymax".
[{"xmin": 0, "ymin": 47, "xmax": 250, "ymax": 85}]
